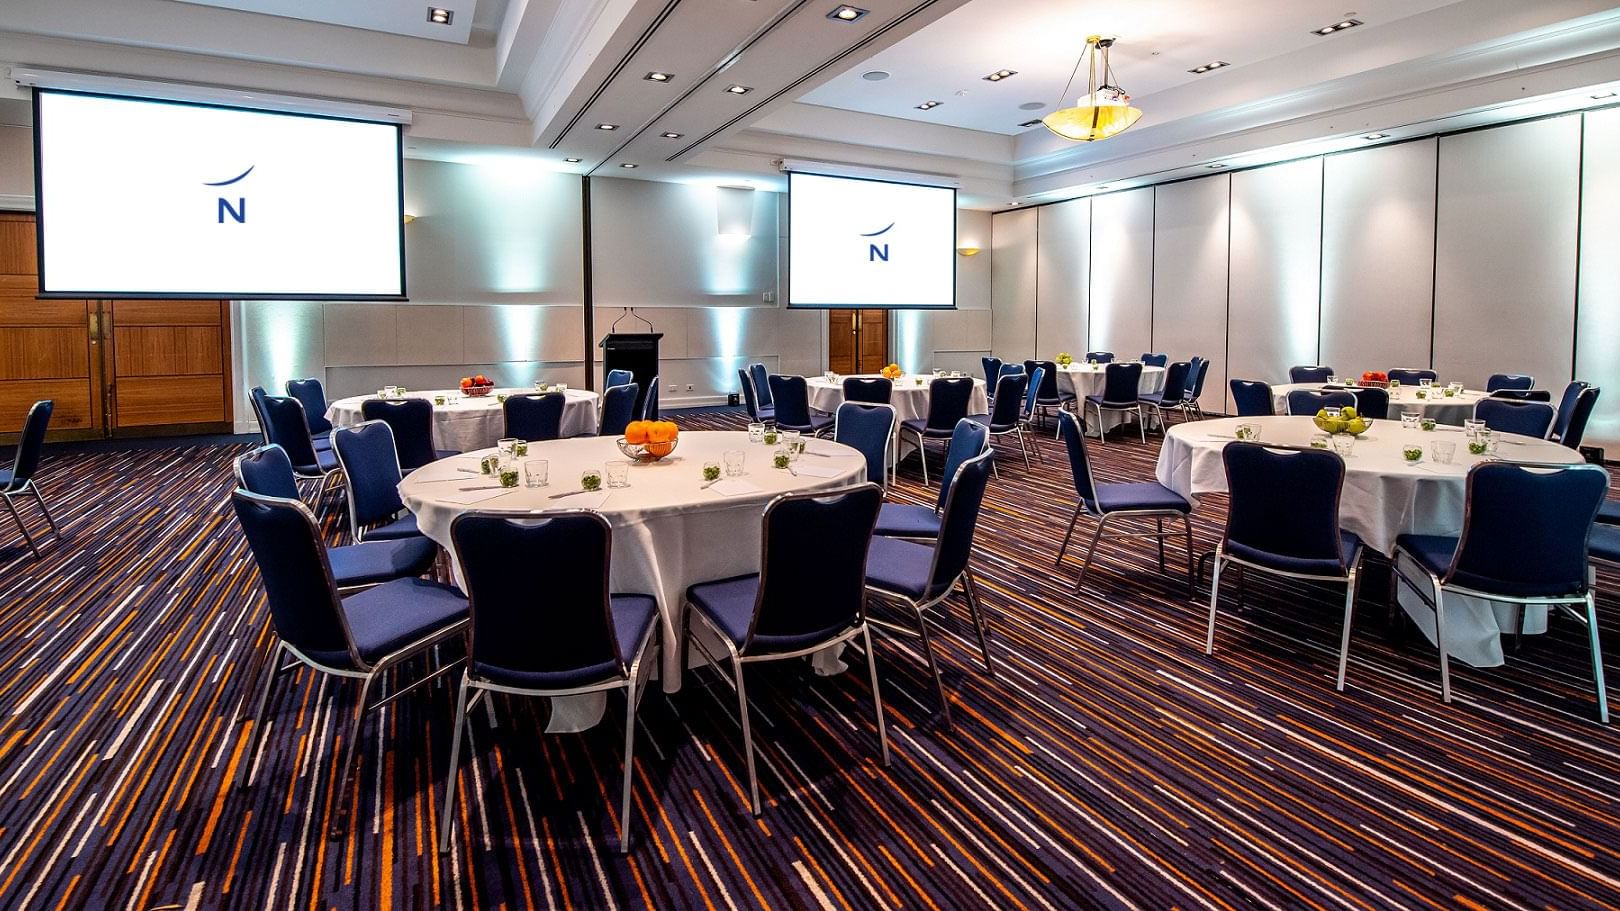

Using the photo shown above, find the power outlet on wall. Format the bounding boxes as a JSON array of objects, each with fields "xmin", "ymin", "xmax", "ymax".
[{"xmin": 685, "ymin": 384, "xmax": 694, "ymax": 391}]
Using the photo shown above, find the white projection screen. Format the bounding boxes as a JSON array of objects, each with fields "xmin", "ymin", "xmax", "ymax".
[
  {"xmin": 34, "ymin": 89, "xmax": 406, "ymax": 299},
  {"xmin": 787, "ymin": 171, "xmax": 956, "ymax": 309}
]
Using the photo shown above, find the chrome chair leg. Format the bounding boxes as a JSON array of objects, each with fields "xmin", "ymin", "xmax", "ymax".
[
  {"xmin": 914, "ymin": 432, "xmax": 930, "ymax": 487},
  {"xmin": 1432, "ymin": 576, "xmax": 1452, "ymax": 703},
  {"xmin": 3, "ymin": 493, "xmax": 40, "ymax": 559},
  {"xmin": 962, "ymin": 571, "xmax": 994, "ymax": 675},
  {"xmin": 731, "ymin": 652, "xmax": 762, "ymax": 816},
  {"xmin": 619, "ymin": 675, "xmax": 639, "ymax": 852},
  {"xmin": 861, "ymin": 625, "xmax": 891, "ymax": 766},
  {"xmin": 1055, "ymin": 506, "xmax": 1085, "ymax": 565},
  {"xmin": 1336, "ymin": 566, "xmax": 1359, "ymax": 691},
  {"xmin": 1072, "ymin": 515, "xmax": 1109, "ymax": 594},
  {"xmin": 1087, "ymin": 402, "xmax": 1104, "ymax": 446},
  {"xmin": 238, "ymin": 641, "xmax": 285, "ymax": 789},
  {"xmin": 909, "ymin": 605, "xmax": 953, "ymax": 727},
  {"xmin": 1204, "ymin": 550, "xmax": 1225, "ymax": 654},
  {"xmin": 1583, "ymin": 594, "xmax": 1609, "ymax": 724},
  {"xmin": 330, "ymin": 671, "xmax": 379, "ymax": 837},
  {"xmin": 1015, "ymin": 426, "xmax": 1032, "ymax": 470},
  {"xmin": 1136, "ymin": 406, "xmax": 1146, "ymax": 444},
  {"xmin": 28, "ymin": 482, "xmax": 61, "ymax": 538},
  {"xmin": 438, "ymin": 676, "xmax": 473, "ymax": 853},
  {"xmin": 1181, "ymin": 516, "xmax": 1196, "ymax": 598},
  {"xmin": 1155, "ymin": 518, "xmax": 1166, "ymax": 570}
]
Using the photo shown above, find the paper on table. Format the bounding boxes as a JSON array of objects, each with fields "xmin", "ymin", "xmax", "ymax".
[
  {"xmin": 708, "ymin": 478, "xmax": 764, "ymax": 497},
  {"xmin": 790, "ymin": 460, "xmax": 848, "ymax": 478},
  {"xmin": 547, "ymin": 491, "xmax": 611, "ymax": 510},
  {"xmin": 438, "ymin": 486, "xmax": 515, "ymax": 506}
]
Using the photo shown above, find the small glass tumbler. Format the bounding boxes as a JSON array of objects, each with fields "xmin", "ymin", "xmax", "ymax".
[
  {"xmin": 773, "ymin": 448, "xmax": 791, "ymax": 470},
  {"xmin": 524, "ymin": 459, "xmax": 548, "ymax": 488},
  {"xmin": 433, "ymin": 395, "xmax": 446, "ymax": 406},
  {"xmin": 1431, "ymin": 440, "xmax": 1457, "ymax": 464},
  {"xmin": 724, "ymin": 450, "xmax": 745, "ymax": 477},
  {"xmin": 1400, "ymin": 411, "xmax": 1420, "ymax": 429},
  {"xmin": 1419, "ymin": 378, "xmax": 1434, "ymax": 388},
  {"xmin": 1331, "ymin": 434, "xmax": 1356, "ymax": 457},
  {"xmin": 1463, "ymin": 419, "xmax": 1485, "ymax": 436},
  {"xmin": 781, "ymin": 430, "xmax": 802, "ymax": 454},
  {"xmin": 748, "ymin": 422, "xmax": 765, "ymax": 444},
  {"xmin": 1309, "ymin": 433, "xmax": 1330, "ymax": 449},
  {"xmin": 498, "ymin": 466, "xmax": 520, "ymax": 488},
  {"xmin": 498, "ymin": 438, "xmax": 520, "ymax": 458},
  {"xmin": 702, "ymin": 461, "xmax": 721, "ymax": 483},
  {"xmin": 605, "ymin": 460, "xmax": 631, "ymax": 488},
  {"xmin": 580, "ymin": 470, "xmax": 602, "ymax": 491}
]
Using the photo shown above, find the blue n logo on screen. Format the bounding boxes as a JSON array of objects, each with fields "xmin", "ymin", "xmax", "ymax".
[
  {"xmin": 861, "ymin": 221, "xmax": 894, "ymax": 262},
  {"xmin": 203, "ymin": 165, "xmax": 255, "ymax": 224}
]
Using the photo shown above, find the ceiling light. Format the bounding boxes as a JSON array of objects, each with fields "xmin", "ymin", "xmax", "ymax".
[
  {"xmin": 564, "ymin": 157, "xmax": 582, "ymax": 163},
  {"xmin": 1593, "ymin": 91, "xmax": 1617, "ymax": 100},
  {"xmin": 1018, "ymin": 101, "xmax": 1045, "ymax": 111},
  {"xmin": 1043, "ymin": 36, "xmax": 1142, "ymax": 142},
  {"xmin": 725, "ymin": 84, "xmax": 753, "ymax": 95},
  {"xmin": 916, "ymin": 100, "xmax": 943, "ymax": 110},
  {"xmin": 862, "ymin": 70, "xmax": 890, "ymax": 81},
  {"xmin": 983, "ymin": 69, "xmax": 1018, "ymax": 82},
  {"xmin": 1017, "ymin": 119, "xmax": 1043, "ymax": 128},
  {"xmin": 1187, "ymin": 61, "xmax": 1230, "ymax": 74},
  {"xmin": 619, "ymin": 163, "xmax": 638, "ymax": 169},
  {"xmin": 427, "ymin": 7, "xmax": 453, "ymax": 25},
  {"xmin": 644, "ymin": 71, "xmax": 673, "ymax": 83},
  {"xmin": 1312, "ymin": 18, "xmax": 1362, "ymax": 36},
  {"xmin": 595, "ymin": 123, "xmax": 618, "ymax": 131},
  {"xmin": 660, "ymin": 131, "xmax": 684, "ymax": 139},
  {"xmin": 1362, "ymin": 132, "xmax": 1388, "ymax": 140},
  {"xmin": 1206, "ymin": 163, "xmax": 1225, "ymax": 169},
  {"xmin": 827, "ymin": 5, "xmax": 868, "ymax": 21}
]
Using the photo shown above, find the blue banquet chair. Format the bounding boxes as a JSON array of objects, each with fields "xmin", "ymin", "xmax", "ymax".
[
  {"xmin": 503, "ymin": 392, "xmax": 566, "ymax": 442},
  {"xmin": 1387, "ymin": 368, "xmax": 1437, "ymax": 386},
  {"xmin": 600, "ymin": 383, "xmax": 639, "ymax": 437},
  {"xmin": 2, "ymin": 400, "xmax": 62, "ymax": 559},
  {"xmin": 1289, "ymin": 365, "xmax": 1335, "ymax": 384},
  {"xmin": 874, "ymin": 419, "xmax": 988, "ymax": 541},
  {"xmin": 901, "ymin": 377, "xmax": 975, "ymax": 484},
  {"xmin": 843, "ymin": 376, "xmax": 893, "ymax": 405},
  {"xmin": 834, "ymin": 401, "xmax": 897, "ymax": 487},
  {"xmin": 1084, "ymin": 361, "xmax": 1146, "ymax": 444},
  {"xmin": 967, "ymin": 372, "xmax": 1032, "ymax": 472},
  {"xmin": 1486, "ymin": 373, "xmax": 1535, "ymax": 393},
  {"xmin": 748, "ymin": 362, "xmax": 774, "ymax": 411},
  {"xmin": 738, "ymin": 368, "xmax": 774, "ymax": 422},
  {"xmin": 285, "ymin": 378, "xmax": 334, "ymax": 449},
  {"xmin": 330, "ymin": 421, "xmax": 426, "ymax": 542},
  {"xmin": 768, "ymin": 374, "xmax": 834, "ymax": 436},
  {"xmin": 1473, "ymin": 398, "xmax": 1555, "ymax": 437},
  {"xmin": 1286, "ymin": 389, "xmax": 1356, "ymax": 416},
  {"xmin": 1138, "ymin": 361, "xmax": 1191, "ymax": 431},
  {"xmin": 1229, "ymin": 379, "xmax": 1274, "ymax": 417},
  {"xmin": 605, "ymin": 368, "xmax": 634, "ymax": 389},
  {"xmin": 360, "ymin": 397, "xmax": 458, "ymax": 471}
]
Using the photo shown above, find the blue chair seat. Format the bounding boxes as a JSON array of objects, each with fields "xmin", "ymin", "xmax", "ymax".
[
  {"xmin": 314, "ymin": 433, "xmax": 332, "ymax": 451},
  {"xmin": 1592, "ymin": 524, "xmax": 1620, "ymax": 564},
  {"xmin": 0, "ymin": 468, "xmax": 12, "ymax": 490},
  {"xmin": 295, "ymin": 447, "xmax": 342, "ymax": 475},
  {"xmin": 863, "ymin": 535, "xmax": 936, "ymax": 600},
  {"xmin": 327, "ymin": 536, "xmax": 439, "ymax": 588},
  {"xmin": 1598, "ymin": 501, "xmax": 1620, "ymax": 526},
  {"xmin": 472, "ymin": 593, "xmax": 656, "ymax": 690},
  {"xmin": 1093, "ymin": 482, "xmax": 1192, "ymax": 514},
  {"xmin": 687, "ymin": 575, "xmax": 851, "ymax": 653},
  {"xmin": 1085, "ymin": 393, "xmax": 1136, "ymax": 408},
  {"xmin": 874, "ymin": 503, "xmax": 941, "ymax": 539},
  {"xmin": 1136, "ymin": 391, "xmax": 1173, "ymax": 406},
  {"xmin": 1397, "ymin": 533, "xmax": 1588, "ymax": 597},
  {"xmin": 756, "ymin": 405, "xmax": 775, "ymax": 421},
  {"xmin": 365, "ymin": 512, "xmax": 422, "ymax": 541},
  {"xmin": 964, "ymin": 413, "xmax": 1018, "ymax": 434},
  {"xmin": 1229, "ymin": 530, "xmax": 1360, "ymax": 578},
  {"xmin": 899, "ymin": 418, "xmax": 955, "ymax": 439},
  {"xmin": 312, "ymin": 577, "xmax": 467, "ymax": 667}
]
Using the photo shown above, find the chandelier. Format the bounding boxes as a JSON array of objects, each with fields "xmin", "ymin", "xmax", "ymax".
[{"xmin": 1042, "ymin": 35, "xmax": 1143, "ymax": 142}]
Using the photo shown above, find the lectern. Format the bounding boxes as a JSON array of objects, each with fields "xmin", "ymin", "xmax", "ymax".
[{"xmin": 600, "ymin": 332, "xmax": 662, "ymax": 417}]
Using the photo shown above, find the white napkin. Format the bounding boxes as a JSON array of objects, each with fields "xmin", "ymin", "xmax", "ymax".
[
  {"xmin": 545, "ymin": 490, "xmax": 611, "ymax": 510},
  {"xmin": 708, "ymin": 478, "xmax": 763, "ymax": 497},
  {"xmin": 439, "ymin": 486, "xmax": 515, "ymax": 506},
  {"xmin": 790, "ymin": 460, "xmax": 847, "ymax": 479}
]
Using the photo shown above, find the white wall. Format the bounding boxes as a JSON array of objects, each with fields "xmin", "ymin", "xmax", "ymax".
[
  {"xmin": 1088, "ymin": 188, "xmax": 1154, "ymax": 360},
  {"xmin": 990, "ymin": 207, "xmax": 1036, "ymax": 362},
  {"xmin": 1578, "ymin": 107, "xmax": 1620, "ymax": 447},
  {"xmin": 1035, "ymin": 199, "xmax": 1088, "ymax": 360},
  {"xmin": 1151, "ymin": 175, "xmax": 1229, "ymax": 412},
  {"xmin": 0, "ymin": 125, "xmax": 30, "ymax": 210}
]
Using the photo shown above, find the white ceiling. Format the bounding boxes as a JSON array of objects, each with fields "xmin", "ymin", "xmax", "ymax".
[
  {"xmin": 801, "ymin": 0, "xmax": 1460, "ymax": 135},
  {"xmin": 171, "ymin": 0, "xmax": 507, "ymax": 45}
]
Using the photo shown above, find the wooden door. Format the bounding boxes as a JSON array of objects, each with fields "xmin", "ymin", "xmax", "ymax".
[
  {"xmin": 0, "ymin": 213, "xmax": 102, "ymax": 440},
  {"xmin": 827, "ymin": 309, "xmax": 890, "ymax": 374},
  {"xmin": 107, "ymin": 299, "xmax": 232, "ymax": 434}
]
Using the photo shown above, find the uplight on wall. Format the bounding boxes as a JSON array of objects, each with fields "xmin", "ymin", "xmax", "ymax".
[{"xmin": 956, "ymin": 246, "xmax": 982, "ymax": 256}]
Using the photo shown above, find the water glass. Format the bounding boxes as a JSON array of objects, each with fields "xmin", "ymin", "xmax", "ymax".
[
  {"xmin": 1309, "ymin": 433, "xmax": 1330, "ymax": 449},
  {"xmin": 1431, "ymin": 440, "xmax": 1457, "ymax": 464},
  {"xmin": 747, "ymin": 422, "xmax": 765, "ymax": 444},
  {"xmin": 724, "ymin": 450, "xmax": 745, "ymax": 477},
  {"xmin": 497, "ymin": 437, "xmax": 520, "ymax": 458},
  {"xmin": 557, "ymin": 384, "xmax": 569, "ymax": 392},
  {"xmin": 1327, "ymin": 376, "xmax": 1340, "ymax": 385},
  {"xmin": 605, "ymin": 460, "xmax": 631, "ymax": 488},
  {"xmin": 384, "ymin": 385, "xmax": 399, "ymax": 398},
  {"xmin": 433, "ymin": 395, "xmax": 446, "ymax": 406},
  {"xmin": 1419, "ymin": 378, "xmax": 1433, "ymax": 388},
  {"xmin": 1400, "ymin": 411, "xmax": 1420, "ymax": 429},
  {"xmin": 773, "ymin": 447, "xmax": 792, "ymax": 470},
  {"xmin": 1324, "ymin": 406, "xmax": 1343, "ymax": 419},
  {"xmin": 1463, "ymin": 419, "xmax": 1485, "ymax": 436},
  {"xmin": 580, "ymin": 469, "xmax": 602, "ymax": 491},
  {"xmin": 498, "ymin": 465, "xmax": 520, "ymax": 488},
  {"xmin": 1234, "ymin": 423, "xmax": 1260, "ymax": 441},
  {"xmin": 1331, "ymin": 434, "xmax": 1356, "ymax": 457},
  {"xmin": 702, "ymin": 461, "xmax": 721, "ymax": 482},
  {"xmin": 781, "ymin": 430, "xmax": 802, "ymax": 454},
  {"xmin": 524, "ymin": 459, "xmax": 548, "ymax": 488},
  {"xmin": 1447, "ymin": 381, "xmax": 1464, "ymax": 394}
]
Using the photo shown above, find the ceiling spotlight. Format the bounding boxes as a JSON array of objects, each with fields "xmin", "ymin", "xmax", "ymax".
[
  {"xmin": 427, "ymin": 7, "xmax": 453, "ymax": 25},
  {"xmin": 827, "ymin": 5, "xmax": 868, "ymax": 21},
  {"xmin": 1362, "ymin": 132, "xmax": 1388, "ymax": 140},
  {"xmin": 1017, "ymin": 119, "xmax": 1043, "ymax": 128},
  {"xmin": 916, "ymin": 100, "xmax": 943, "ymax": 110},
  {"xmin": 595, "ymin": 123, "xmax": 618, "ymax": 131},
  {"xmin": 1206, "ymin": 163, "xmax": 1225, "ymax": 169},
  {"xmin": 619, "ymin": 163, "xmax": 639, "ymax": 169},
  {"xmin": 564, "ymin": 157, "xmax": 582, "ymax": 163},
  {"xmin": 660, "ymin": 131, "xmax": 684, "ymax": 139},
  {"xmin": 1313, "ymin": 18, "xmax": 1362, "ymax": 35},
  {"xmin": 1018, "ymin": 101, "xmax": 1045, "ymax": 111},
  {"xmin": 644, "ymin": 71, "xmax": 674, "ymax": 83},
  {"xmin": 862, "ymin": 70, "xmax": 890, "ymax": 81},
  {"xmin": 983, "ymin": 69, "xmax": 1018, "ymax": 82},
  {"xmin": 725, "ymin": 84, "xmax": 753, "ymax": 95},
  {"xmin": 1593, "ymin": 91, "xmax": 1617, "ymax": 100},
  {"xmin": 1187, "ymin": 60, "xmax": 1230, "ymax": 74}
]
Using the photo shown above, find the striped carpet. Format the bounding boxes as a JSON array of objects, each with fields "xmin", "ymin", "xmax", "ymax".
[{"xmin": 2, "ymin": 412, "xmax": 1619, "ymax": 910}]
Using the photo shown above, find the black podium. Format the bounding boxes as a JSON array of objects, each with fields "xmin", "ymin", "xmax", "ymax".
[{"xmin": 600, "ymin": 332, "xmax": 662, "ymax": 417}]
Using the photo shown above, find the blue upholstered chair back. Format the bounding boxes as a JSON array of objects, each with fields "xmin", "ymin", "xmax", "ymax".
[
  {"xmin": 1058, "ymin": 411, "xmax": 1099, "ymax": 509},
  {"xmin": 605, "ymin": 368, "xmax": 634, "ymax": 389},
  {"xmin": 834, "ymin": 403, "xmax": 896, "ymax": 486},
  {"xmin": 1141, "ymin": 353, "xmax": 1168, "ymax": 367},
  {"xmin": 998, "ymin": 363, "xmax": 1026, "ymax": 379},
  {"xmin": 249, "ymin": 386, "xmax": 272, "ymax": 443},
  {"xmin": 1084, "ymin": 351, "xmax": 1114, "ymax": 363},
  {"xmin": 1449, "ymin": 463, "xmax": 1607, "ymax": 596},
  {"xmin": 331, "ymin": 422, "xmax": 406, "ymax": 528},
  {"xmin": 987, "ymin": 373, "xmax": 1028, "ymax": 429},
  {"xmin": 738, "ymin": 368, "xmax": 765, "ymax": 420},
  {"xmin": 748, "ymin": 363, "xmax": 773, "ymax": 408},
  {"xmin": 1473, "ymin": 398, "xmax": 1555, "ymax": 437},
  {"xmin": 1490, "ymin": 389, "xmax": 1551, "ymax": 402},
  {"xmin": 285, "ymin": 378, "xmax": 332, "ymax": 435},
  {"xmin": 641, "ymin": 377, "xmax": 661, "ymax": 420},
  {"xmin": 981, "ymin": 356, "xmax": 1003, "ymax": 387},
  {"xmin": 1289, "ymin": 365, "xmax": 1335, "ymax": 384},
  {"xmin": 601, "ymin": 383, "xmax": 639, "ymax": 436},
  {"xmin": 1099, "ymin": 362, "xmax": 1142, "ymax": 405},
  {"xmin": 1222, "ymin": 443, "xmax": 1347, "ymax": 569},
  {"xmin": 749, "ymin": 485, "xmax": 883, "ymax": 650},
  {"xmin": 231, "ymin": 490, "xmax": 351, "ymax": 668},
  {"xmin": 1229, "ymin": 379, "xmax": 1273, "ymax": 417},
  {"xmin": 1557, "ymin": 386, "xmax": 1599, "ymax": 449},
  {"xmin": 926, "ymin": 451, "xmax": 994, "ymax": 600},
  {"xmin": 937, "ymin": 419, "xmax": 989, "ymax": 513},
  {"xmin": 1486, "ymin": 373, "xmax": 1535, "ymax": 393},
  {"xmin": 1552, "ymin": 382, "xmax": 1592, "ymax": 442},
  {"xmin": 8, "ymin": 400, "xmax": 53, "ymax": 489},
  {"xmin": 1157, "ymin": 362, "xmax": 1191, "ymax": 403},
  {"xmin": 360, "ymin": 398, "xmax": 437, "ymax": 470},
  {"xmin": 504, "ymin": 392, "xmax": 566, "ymax": 442},
  {"xmin": 1032, "ymin": 361, "xmax": 1061, "ymax": 402},
  {"xmin": 1184, "ymin": 357, "xmax": 1206, "ymax": 402},
  {"xmin": 1022, "ymin": 366, "xmax": 1045, "ymax": 420},
  {"xmin": 452, "ymin": 511, "xmax": 626, "ymax": 687},
  {"xmin": 1286, "ymin": 389, "xmax": 1355, "ymax": 415},
  {"xmin": 924, "ymin": 377, "xmax": 974, "ymax": 432},
  {"xmin": 1351, "ymin": 386, "xmax": 1389, "ymax": 420},
  {"xmin": 262, "ymin": 395, "xmax": 322, "ymax": 470},
  {"xmin": 1387, "ymin": 368, "xmax": 1436, "ymax": 386},
  {"xmin": 843, "ymin": 376, "xmax": 892, "ymax": 404},
  {"xmin": 235, "ymin": 445, "xmax": 302, "ymax": 500},
  {"xmin": 768, "ymin": 374, "xmax": 815, "ymax": 427},
  {"xmin": 1191, "ymin": 358, "xmax": 1212, "ymax": 399}
]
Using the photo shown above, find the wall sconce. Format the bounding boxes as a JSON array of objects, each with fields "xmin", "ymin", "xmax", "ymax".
[
  {"xmin": 403, "ymin": 213, "xmax": 418, "ymax": 224},
  {"xmin": 716, "ymin": 185, "xmax": 755, "ymax": 237},
  {"xmin": 956, "ymin": 246, "xmax": 982, "ymax": 256}
]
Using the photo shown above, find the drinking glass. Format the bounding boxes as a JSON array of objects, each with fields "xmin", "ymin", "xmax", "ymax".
[
  {"xmin": 781, "ymin": 430, "xmax": 802, "ymax": 454},
  {"xmin": 724, "ymin": 450, "xmax": 745, "ymax": 477},
  {"xmin": 498, "ymin": 465, "xmax": 520, "ymax": 488},
  {"xmin": 497, "ymin": 438, "xmax": 520, "ymax": 458},
  {"xmin": 1448, "ymin": 381, "xmax": 1464, "ymax": 394},
  {"xmin": 1324, "ymin": 406, "xmax": 1343, "ymax": 419},
  {"xmin": 747, "ymin": 422, "xmax": 765, "ymax": 444},
  {"xmin": 1309, "ymin": 433, "xmax": 1330, "ymax": 449},
  {"xmin": 1400, "ymin": 411, "xmax": 1420, "ymax": 429},
  {"xmin": 1331, "ymin": 434, "xmax": 1356, "ymax": 457},
  {"xmin": 433, "ymin": 395, "xmax": 446, "ymax": 406},
  {"xmin": 524, "ymin": 459, "xmax": 548, "ymax": 488},
  {"xmin": 773, "ymin": 447, "xmax": 792, "ymax": 470},
  {"xmin": 605, "ymin": 460, "xmax": 631, "ymax": 488},
  {"xmin": 1327, "ymin": 376, "xmax": 1340, "ymax": 385},
  {"xmin": 1463, "ymin": 419, "xmax": 1485, "ymax": 436},
  {"xmin": 702, "ymin": 461, "xmax": 721, "ymax": 482},
  {"xmin": 557, "ymin": 384, "xmax": 569, "ymax": 392},
  {"xmin": 1419, "ymin": 377, "xmax": 1433, "ymax": 388},
  {"xmin": 1235, "ymin": 423, "xmax": 1260, "ymax": 441},
  {"xmin": 1431, "ymin": 441, "xmax": 1456, "ymax": 464}
]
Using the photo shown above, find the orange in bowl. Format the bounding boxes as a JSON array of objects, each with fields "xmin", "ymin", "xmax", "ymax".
[{"xmin": 624, "ymin": 421, "xmax": 650, "ymax": 444}]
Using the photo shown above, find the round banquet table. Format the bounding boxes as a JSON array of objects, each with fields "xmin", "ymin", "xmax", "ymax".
[
  {"xmin": 1155, "ymin": 414, "xmax": 1582, "ymax": 668},
  {"xmin": 398, "ymin": 430, "xmax": 867, "ymax": 729},
  {"xmin": 806, "ymin": 374, "xmax": 988, "ymax": 425},
  {"xmin": 327, "ymin": 388, "xmax": 599, "ymax": 452},
  {"xmin": 1057, "ymin": 364, "xmax": 1168, "ymax": 435},
  {"xmin": 1270, "ymin": 383, "xmax": 1487, "ymax": 425}
]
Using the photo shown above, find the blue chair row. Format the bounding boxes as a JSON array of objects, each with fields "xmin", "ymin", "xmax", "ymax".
[
  {"xmin": 2, "ymin": 400, "xmax": 63, "ymax": 559},
  {"xmin": 738, "ymin": 366, "xmax": 775, "ymax": 423}
]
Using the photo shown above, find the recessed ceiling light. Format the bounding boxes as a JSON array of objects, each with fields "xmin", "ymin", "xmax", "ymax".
[
  {"xmin": 595, "ymin": 123, "xmax": 618, "ymax": 131},
  {"xmin": 660, "ymin": 131, "xmax": 684, "ymax": 139},
  {"xmin": 620, "ymin": 163, "xmax": 638, "ymax": 169},
  {"xmin": 982, "ymin": 69, "xmax": 1018, "ymax": 82},
  {"xmin": 1206, "ymin": 163, "xmax": 1225, "ymax": 169},
  {"xmin": 725, "ymin": 84, "xmax": 753, "ymax": 95},
  {"xmin": 427, "ymin": 7, "xmax": 453, "ymax": 25},
  {"xmin": 1018, "ymin": 101, "xmax": 1045, "ymax": 111},
  {"xmin": 916, "ymin": 100, "xmax": 943, "ymax": 110},
  {"xmin": 1312, "ymin": 18, "xmax": 1362, "ymax": 35},
  {"xmin": 564, "ymin": 157, "xmax": 582, "ymax": 163},
  {"xmin": 644, "ymin": 71, "xmax": 674, "ymax": 83},
  {"xmin": 827, "ymin": 5, "xmax": 868, "ymax": 21},
  {"xmin": 1593, "ymin": 91, "xmax": 1617, "ymax": 100},
  {"xmin": 1363, "ymin": 132, "xmax": 1388, "ymax": 140},
  {"xmin": 1188, "ymin": 60, "xmax": 1230, "ymax": 74},
  {"xmin": 1017, "ymin": 119, "xmax": 1043, "ymax": 128},
  {"xmin": 862, "ymin": 70, "xmax": 890, "ymax": 82}
]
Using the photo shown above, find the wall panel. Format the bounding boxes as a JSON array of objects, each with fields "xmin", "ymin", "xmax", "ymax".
[
  {"xmin": 1434, "ymin": 116, "xmax": 1580, "ymax": 390},
  {"xmin": 1227, "ymin": 157, "xmax": 1323, "ymax": 393},
  {"xmin": 1320, "ymin": 139, "xmax": 1437, "ymax": 377},
  {"xmin": 1577, "ymin": 108, "xmax": 1620, "ymax": 451},
  {"xmin": 990, "ymin": 208, "xmax": 1037, "ymax": 361},
  {"xmin": 1034, "ymin": 199, "xmax": 1088, "ymax": 358},
  {"xmin": 1087, "ymin": 188, "xmax": 1154, "ymax": 360},
  {"xmin": 1151, "ymin": 175, "xmax": 1230, "ymax": 412}
]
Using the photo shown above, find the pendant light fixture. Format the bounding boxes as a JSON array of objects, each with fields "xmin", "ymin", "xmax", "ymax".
[{"xmin": 1042, "ymin": 35, "xmax": 1143, "ymax": 142}]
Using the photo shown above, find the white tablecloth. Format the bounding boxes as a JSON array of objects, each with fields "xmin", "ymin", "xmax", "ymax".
[
  {"xmin": 1271, "ymin": 383, "xmax": 1486, "ymax": 425},
  {"xmin": 1057, "ymin": 364, "xmax": 1168, "ymax": 435},
  {"xmin": 327, "ymin": 388, "xmax": 599, "ymax": 451},
  {"xmin": 399, "ymin": 431, "xmax": 867, "ymax": 726},
  {"xmin": 806, "ymin": 374, "xmax": 988, "ymax": 425},
  {"xmin": 1155, "ymin": 415, "xmax": 1582, "ymax": 667}
]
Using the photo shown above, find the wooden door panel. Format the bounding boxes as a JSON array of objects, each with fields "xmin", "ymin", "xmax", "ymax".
[
  {"xmin": 115, "ymin": 376, "xmax": 225, "ymax": 426},
  {"xmin": 0, "ymin": 381, "xmax": 94, "ymax": 433},
  {"xmin": 0, "ymin": 215, "xmax": 37, "ymax": 279},
  {"xmin": 112, "ymin": 300, "xmax": 225, "ymax": 326},
  {"xmin": 858, "ymin": 310, "xmax": 889, "ymax": 373},
  {"xmin": 113, "ymin": 326, "xmax": 222, "ymax": 376},
  {"xmin": 0, "ymin": 298, "xmax": 87, "ymax": 327},
  {"xmin": 0, "ymin": 327, "xmax": 91, "ymax": 380},
  {"xmin": 828, "ymin": 309, "xmax": 857, "ymax": 374},
  {"xmin": 0, "ymin": 215, "xmax": 103, "ymax": 439}
]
